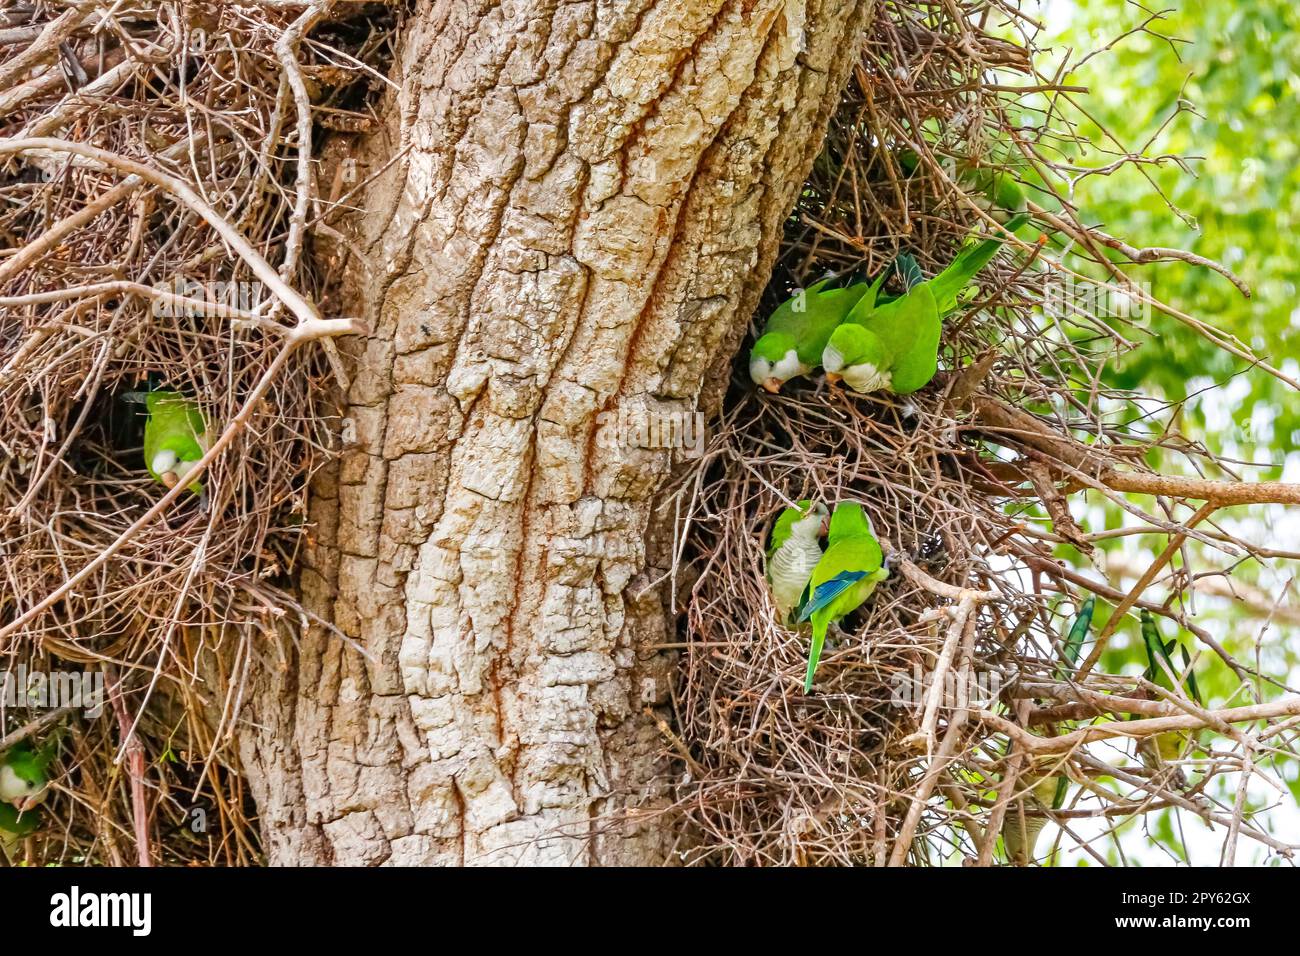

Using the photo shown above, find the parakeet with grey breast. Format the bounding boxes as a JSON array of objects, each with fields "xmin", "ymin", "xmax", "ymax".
[
  {"xmin": 766, "ymin": 500, "xmax": 829, "ymax": 624},
  {"xmin": 821, "ymin": 214, "xmax": 1028, "ymax": 396},
  {"xmin": 1002, "ymin": 764, "xmax": 1069, "ymax": 866}
]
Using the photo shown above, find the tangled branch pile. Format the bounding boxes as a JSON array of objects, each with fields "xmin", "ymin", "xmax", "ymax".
[
  {"xmin": 0, "ymin": 1, "xmax": 398, "ymax": 866},
  {"xmin": 1, "ymin": 0, "xmax": 1296, "ymax": 870},
  {"xmin": 667, "ymin": 1, "xmax": 1300, "ymax": 865}
]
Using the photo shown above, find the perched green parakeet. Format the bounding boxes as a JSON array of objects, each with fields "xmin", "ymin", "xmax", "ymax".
[
  {"xmin": 961, "ymin": 164, "xmax": 1029, "ymax": 225},
  {"xmin": 897, "ymin": 149, "xmax": 1030, "ymax": 224},
  {"xmin": 131, "ymin": 389, "xmax": 209, "ymax": 494},
  {"xmin": 796, "ymin": 502, "xmax": 889, "ymax": 692},
  {"xmin": 1002, "ymin": 767, "xmax": 1068, "ymax": 866},
  {"xmin": 1136, "ymin": 610, "xmax": 1202, "ymax": 787},
  {"xmin": 821, "ymin": 221, "xmax": 1026, "ymax": 395},
  {"xmin": 748, "ymin": 274, "xmax": 883, "ymax": 392},
  {"xmin": 766, "ymin": 500, "xmax": 830, "ymax": 624},
  {"xmin": 0, "ymin": 738, "xmax": 56, "ymax": 812}
]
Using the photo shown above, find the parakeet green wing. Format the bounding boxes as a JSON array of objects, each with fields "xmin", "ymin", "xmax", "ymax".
[
  {"xmin": 0, "ymin": 800, "xmax": 40, "ymax": 836},
  {"xmin": 861, "ymin": 283, "xmax": 940, "ymax": 394},
  {"xmin": 1054, "ymin": 597, "xmax": 1094, "ymax": 679},
  {"xmin": 798, "ymin": 569, "xmax": 870, "ymax": 621},
  {"xmin": 768, "ymin": 277, "xmax": 871, "ymax": 366}
]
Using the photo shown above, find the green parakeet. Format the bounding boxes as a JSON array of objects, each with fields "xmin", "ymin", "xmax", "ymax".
[
  {"xmin": 962, "ymin": 165, "xmax": 1029, "ymax": 225},
  {"xmin": 822, "ymin": 223, "xmax": 1025, "ymax": 395},
  {"xmin": 766, "ymin": 500, "xmax": 830, "ymax": 624},
  {"xmin": 1136, "ymin": 610, "xmax": 1202, "ymax": 787},
  {"xmin": 0, "ymin": 739, "xmax": 56, "ymax": 812},
  {"xmin": 1002, "ymin": 768, "xmax": 1068, "ymax": 866},
  {"xmin": 796, "ymin": 502, "xmax": 889, "ymax": 692},
  {"xmin": 822, "ymin": 280, "xmax": 940, "ymax": 395},
  {"xmin": 131, "ymin": 389, "xmax": 209, "ymax": 494},
  {"xmin": 749, "ymin": 274, "xmax": 883, "ymax": 392},
  {"xmin": 897, "ymin": 149, "xmax": 1030, "ymax": 224}
]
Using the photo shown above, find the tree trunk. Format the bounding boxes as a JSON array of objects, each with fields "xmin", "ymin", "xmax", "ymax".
[{"xmin": 239, "ymin": 0, "xmax": 872, "ymax": 865}]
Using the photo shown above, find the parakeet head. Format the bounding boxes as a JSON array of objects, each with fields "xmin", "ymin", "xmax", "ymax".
[
  {"xmin": 827, "ymin": 501, "xmax": 876, "ymax": 543},
  {"xmin": 794, "ymin": 500, "xmax": 831, "ymax": 538},
  {"xmin": 772, "ymin": 499, "xmax": 829, "ymax": 541},
  {"xmin": 749, "ymin": 332, "xmax": 808, "ymax": 393},
  {"xmin": 0, "ymin": 745, "xmax": 50, "ymax": 812},
  {"xmin": 822, "ymin": 324, "xmax": 891, "ymax": 393}
]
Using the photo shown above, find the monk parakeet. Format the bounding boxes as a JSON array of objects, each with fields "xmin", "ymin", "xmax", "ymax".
[
  {"xmin": 1136, "ymin": 610, "xmax": 1202, "ymax": 787},
  {"xmin": 822, "ymin": 223, "xmax": 1025, "ymax": 395},
  {"xmin": 961, "ymin": 164, "xmax": 1028, "ymax": 225},
  {"xmin": 0, "ymin": 739, "xmax": 56, "ymax": 812},
  {"xmin": 796, "ymin": 502, "xmax": 889, "ymax": 692},
  {"xmin": 822, "ymin": 279, "xmax": 940, "ymax": 395},
  {"xmin": 1002, "ymin": 768, "xmax": 1068, "ymax": 865},
  {"xmin": 766, "ymin": 500, "xmax": 830, "ymax": 624},
  {"xmin": 125, "ymin": 389, "xmax": 209, "ymax": 494},
  {"xmin": 749, "ymin": 274, "xmax": 883, "ymax": 393},
  {"xmin": 898, "ymin": 149, "xmax": 1030, "ymax": 224}
]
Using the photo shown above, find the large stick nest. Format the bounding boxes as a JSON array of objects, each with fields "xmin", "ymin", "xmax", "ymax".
[
  {"xmin": 0, "ymin": 1, "xmax": 1294, "ymax": 868},
  {"xmin": 0, "ymin": 0, "xmax": 399, "ymax": 866},
  {"xmin": 664, "ymin": 2, "xmax": 1299, "ymax": 866}
]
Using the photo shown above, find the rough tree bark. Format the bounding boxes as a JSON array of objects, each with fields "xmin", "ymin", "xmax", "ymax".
[{"xmin": 239, "ymin": 0, "xmax": 872, "ymax": 865}]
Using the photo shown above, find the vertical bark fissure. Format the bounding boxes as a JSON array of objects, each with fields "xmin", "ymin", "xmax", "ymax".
[{"xmin": 240, "ymin": 0, "xmax": 874, "ymax": 866}]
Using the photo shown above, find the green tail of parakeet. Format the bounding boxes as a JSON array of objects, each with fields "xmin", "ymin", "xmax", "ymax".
[
  {"xmin": 926, "ymin": 224, "xmax": 1026, "ymax": 315},
  {"xmin": 796, "ymin": 503, "xmax": 889, "ymax": 692},
  {"xmin": 1135, "ymin": 610, "xmax": 1202, "ymax": 786},
  {"xmin": 1054, "ymin": 596, "xmax": 1095, "ymax": 679}
]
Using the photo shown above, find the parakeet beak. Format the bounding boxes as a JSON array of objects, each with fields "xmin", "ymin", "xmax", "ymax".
[
  {"xmin": 160, "ymin": 471, "xmax": 179, "ymax": 489},
  {"xmin": 15, "ymin": 789, "xmax": 46, "ymax": 812},
  {"xmin": 819, "ymin": 517, "xmax": 830, "ymax": 536},
  {"xmin": 760, "ymin": 378, "xmax": 782, "ymax": 394},
  {"xmin": 824, "ymin": 371, "xmax": 842, "ymax": 385}
]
